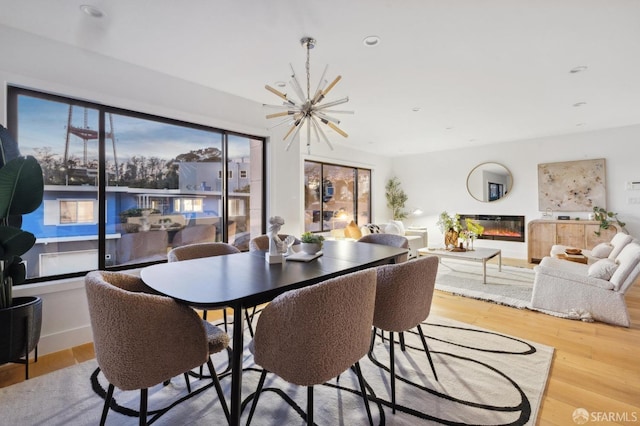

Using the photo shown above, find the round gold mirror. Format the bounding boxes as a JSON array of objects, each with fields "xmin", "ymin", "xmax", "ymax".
[{"xmin": 466, "ymin": 162, "xmax": 513, "ymax": 202}]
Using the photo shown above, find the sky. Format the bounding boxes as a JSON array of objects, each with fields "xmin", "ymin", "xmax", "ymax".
[{"xmin": 16, "ymin": 95, "xmax": 253, "ymax": 164}]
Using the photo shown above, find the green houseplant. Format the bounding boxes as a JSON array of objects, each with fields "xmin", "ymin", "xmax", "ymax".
[
  {"xmin": 437, "ymin": 211, "xmax": 461, "ymax": 248},
  {"xmin": 300, "ymin": 232, "xmax": 325, "ymax": 255},
  {"xmin": 592, "ymin": 206, "xmax": 628, "ymax": 236},
  {"xmin": 385, "ymin": 177, "xmax": 408, "ymax": 221},
  {"xmin": 0, "ymin": 155, "xmax": 44, "ymax": 308},
  {"xmin": 0, "ymin": 125, "xmax": 45, "ymax": 377}
]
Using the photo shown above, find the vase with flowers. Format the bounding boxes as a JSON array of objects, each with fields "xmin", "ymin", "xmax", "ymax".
[{"xmin": 437, "ymin": 211, "xmax": 461, "ymax": 249}]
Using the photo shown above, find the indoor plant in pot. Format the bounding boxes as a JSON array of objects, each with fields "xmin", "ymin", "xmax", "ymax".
[
  {"xmin": 437, "ymin": 211, "xmax": 461, "ymax": 248},
  {"xmin": 0, "ymin": 128, "xmax": 45, "ymax": 378},
  {"xmin": 300, "ymin": 232, "xmax": 325, "ymax": 255}
]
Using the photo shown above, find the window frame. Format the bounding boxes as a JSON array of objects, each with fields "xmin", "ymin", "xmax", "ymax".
[{"xmin": 7, "ymin": 85, "xmax": 267, "ymax": 283}]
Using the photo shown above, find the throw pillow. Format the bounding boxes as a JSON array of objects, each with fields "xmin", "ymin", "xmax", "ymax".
[
  {"xmin": 390, "ymin": 220, "xmax": 405, "ymax": 236},
  {"xmin": 344, "ymin": 220, "xmax": 362, "ymax": 239},
  {"xmin": 587, "ymin": 259, "xmax": 619, "ymax": 281},
  {"xmin": 384, "ymin": 222, "xmax": 403, "ymax": 235},
  {"xmin": 364, "ymin": 224, "xmax": 382, "ymax": 234},
  {"xmin": 590, "ymin": 242, "xmax": 613, "ymax": 259},
  {"xmin": 360, "ymin": 226, "xmax": 371, "ymax": 236}
]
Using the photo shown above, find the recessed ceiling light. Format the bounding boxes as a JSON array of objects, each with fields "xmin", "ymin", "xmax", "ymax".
[
  {"xmin": 569, "ymin": 66, "xmax": 588, "ymax": 74},
  {"xmin": 363, "ymin": 36, "xmax": 381, "ymax": 47},
  {"xmin": 80, "ymin": 4, "xmax": 105, "ymax": 18},
  {"xmin": 576, "ymin": 123, "xmax": 586, "ymax": 127},
  {"xmin": 275, "ymin": 81, "xmax": 286, "ymax": 88},
  {"xmin": 573, "ymin": 102, "xmax": 587, "ymax": 107},
  {"xmin": 412, "ymin": 107, "xmax": 420, "ymax": 112}
]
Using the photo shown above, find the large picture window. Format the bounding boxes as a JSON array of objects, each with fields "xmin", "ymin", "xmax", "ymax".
[
  {"xmin": 8, "ymin": 86, "xmax": 265, "ymax": 282},
  {"xmin": 304, "ymin": 160, "xmax": 371, "ymax": 233}
]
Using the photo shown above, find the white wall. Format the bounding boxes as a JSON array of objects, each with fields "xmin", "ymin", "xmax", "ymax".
[{"xmin": 392, "ymin": 125, "xmax": 640, "ymax": 259}]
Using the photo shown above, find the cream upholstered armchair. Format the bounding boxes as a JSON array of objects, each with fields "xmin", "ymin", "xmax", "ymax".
[
  {"xmin": 85, "ymin": 271, "xmax": 230, "ymax": 425},
  {"xmin": 370, "ymin": 255, "xmax": 439, "ymax": 412},
  {"xmin": 246, "ymin": 269, "xmax": 377, "ymax": 426},
  {"xmin": 532, "ymin": 242, "xmax": 640, "ymax": 327}
]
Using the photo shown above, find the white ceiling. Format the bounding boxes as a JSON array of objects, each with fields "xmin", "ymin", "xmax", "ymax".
[{"xmin": 1, "ymin": 0, "xmax": 640, "ymax": 156}]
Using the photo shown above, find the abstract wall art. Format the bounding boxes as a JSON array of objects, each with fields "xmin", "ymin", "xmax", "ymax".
[{"xmin": 537, "ymin": 158, "xmax": 606, "ymax": 211}]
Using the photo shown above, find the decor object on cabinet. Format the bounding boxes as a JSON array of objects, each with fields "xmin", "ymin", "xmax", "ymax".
[
  {"xmin": 537, "ymin": 158, "xmax": 606, "ymax": 211},
  {"xmin": 264, "ymin": 37, "xmax": 352, "ymax": 154},
  {"xmin": 385, "ymin": 177, "xmax": 408, "ymax": 220},
  {"xmin": 592, "ymin": 206, "xmax": 628, "ymax": 236}
]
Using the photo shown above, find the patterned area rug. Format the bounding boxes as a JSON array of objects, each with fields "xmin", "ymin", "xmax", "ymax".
[{"xmin": 0, "ymin": 316, "xmax": 553, "ymax": 425}]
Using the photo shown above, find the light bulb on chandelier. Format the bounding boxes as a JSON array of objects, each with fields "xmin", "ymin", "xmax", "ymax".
[{"xmin": 264, "ymin": 37, "xmax": 353, "ymax": 154}]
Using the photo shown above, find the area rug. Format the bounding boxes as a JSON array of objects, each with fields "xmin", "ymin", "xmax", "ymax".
[
  {"xmin": 434, "ymin": 258, "xmax": 535, "ymax": 309},
  {"xmin": 0, "ymin": 316, "xmax": 553, "ymax": 425}
]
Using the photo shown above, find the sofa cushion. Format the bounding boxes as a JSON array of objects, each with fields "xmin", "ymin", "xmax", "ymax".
[
  {"xmin": 391, "ymin": 220, "xmax": 405, "ymax": 236},
  {"xmin": 587, "ymin": 259, "xmax": 618, "ymax": 281},
  {"xmin": 608, "ymin": 233, "xmax": 633, "ymax": 260},
  {"xmin": 609, "ymin": 243, "xmax": 640, "ymax": 291},
  {"xmin": 591, "ymin": 242, "xmax": 614, "ymax": 259},
  {"xmin": 363, "ymin": 224, "xmax": 382, "ymax": 234},
  {"xmin": 384, "ymin": 222, "xmax": 403, "ymax": 235}
]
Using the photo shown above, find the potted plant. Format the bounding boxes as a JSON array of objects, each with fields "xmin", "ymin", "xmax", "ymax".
[
  {"xmin": 300, "ymin": 232, "xmax": 325, "ymax": 255},
  {"xmin": 385, "ymin": 177, "xmax": 408, "ymax": 221},
  {"xmin": 592, "ymin": 206, "xmax": 628, "ymax": 236},
  {"xmin": 0, "ymin": 127, "xmax": 45, "ymax": 378},
  {"xmin": 436, "ymin": 211, "xmax": 461, "ymax": 248}
]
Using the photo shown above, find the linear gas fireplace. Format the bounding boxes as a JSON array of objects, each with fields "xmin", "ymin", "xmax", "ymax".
[{"xmin": 459, "ymin": 214, "xmax": 525, "ymax": 242}]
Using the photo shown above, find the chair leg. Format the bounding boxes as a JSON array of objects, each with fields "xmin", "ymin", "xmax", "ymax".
[
  {"xmin": 389, "ymin": 331, "xmax": 397, "ymax": 414},
  {"xmin": 223, "ymin": 308, "xmax": 228, "ymax": 333},
  {"xmin": 100, "ymin": 383, "xmax": 115, "ymax": 426},
  {"xmin": 400, "ymin": 332, "xmax": 406, "ymax": 352},
  {"xmin": 307, "ymin": 386, "xmax": 314, "ymax": 426},
  {"xmin": 139, "ymin": 388, "xmax": 148, "ymax": 426},
  {"xmin": 184, "ymin": 373, "xmax": 192, "ymax": 393},
  {"xmin": 246, "ymin": 370, "xmax": 267, "ymax": 426},
  {"xmin": 207, "ymin": 358, "xmax": 230, "ymax": 423},
  {"xmin": 245, "ymin": 308, "xmax": 255, "ymax": 337},
  {"xmin": 354, "ymin": 361, "xmax": 374, "ymax": 426},
  {"xmin": 369, "ymin": 327, "xmax": 377, "ymax": 353},
  {"xmin": 417, "ymin": 324, "xmax": 439, "ymax": 381}
]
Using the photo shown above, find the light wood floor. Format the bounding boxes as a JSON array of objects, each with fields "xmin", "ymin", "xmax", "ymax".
[{"xmin": 1, "ymin": 258, "xmax": 639, "ymax": 425}]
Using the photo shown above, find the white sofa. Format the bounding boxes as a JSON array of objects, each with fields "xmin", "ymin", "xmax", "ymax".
[
  {"xmin": 531, "ymin": 241, "xmax": 640, "ymax": 327},
  {"xmin": 327, "ymin": 221, "xmax": 428, "ymax": 259}
]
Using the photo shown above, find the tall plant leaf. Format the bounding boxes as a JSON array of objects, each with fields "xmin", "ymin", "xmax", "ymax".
[{"xmin": 0, "ymin": 156, "xmax": 44, "ymax": 218}]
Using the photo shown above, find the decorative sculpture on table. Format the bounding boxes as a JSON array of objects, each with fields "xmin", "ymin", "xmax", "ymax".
[{"xmin": 266, "ymin": 216, "xmax": 287, "ymax": 263}]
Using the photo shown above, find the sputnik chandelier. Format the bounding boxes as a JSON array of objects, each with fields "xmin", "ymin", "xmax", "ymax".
[{"xmin": 264, "ymin": 37, "xmax": 352, "ymax": 153}]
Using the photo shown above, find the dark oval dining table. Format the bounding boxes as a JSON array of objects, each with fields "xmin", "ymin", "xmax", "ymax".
[{"xmin": 140, "ymin": 239, "xmax": 407, "ymax": 426}]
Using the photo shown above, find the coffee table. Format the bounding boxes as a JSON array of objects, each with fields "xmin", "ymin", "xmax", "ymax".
[{"xmin": 418, "ymin": 247, "xmax": 502, "ymax": 284}]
